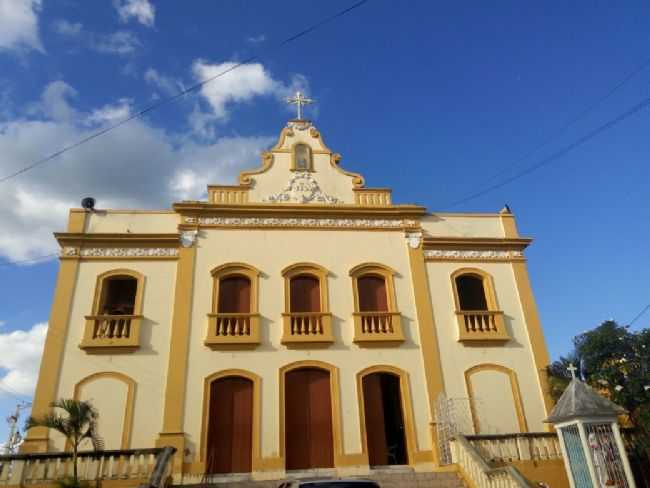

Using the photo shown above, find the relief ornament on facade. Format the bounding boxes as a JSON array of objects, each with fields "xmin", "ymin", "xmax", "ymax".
[{"xmin": 263, "ymin": 171, "xmax": 342, "ymax": 204}]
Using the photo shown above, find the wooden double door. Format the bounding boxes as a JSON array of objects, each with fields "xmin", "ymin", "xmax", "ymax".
[
  {"xmin": 285, "ymin": 368, "xmax": 334, "ymax": 470},
  {"xmin": 206, "ymin": 376, "xmax": 253, "ymax": 474}
]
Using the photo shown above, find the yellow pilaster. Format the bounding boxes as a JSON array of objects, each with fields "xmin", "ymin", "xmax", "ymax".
[
  {"xmin": 157, "ymin": 244, "xmax": 197, "ymax": 472},
  {"xmin": 501, "ymin": 212, "xmax": 555, "ymax": 424},
  {"xmin": 406, "ymin": 235, "xmax": 446, "ymax": 465},
  {"xmin": 22, "ymin": 210, "xmax": 87, "ymax": 453}
]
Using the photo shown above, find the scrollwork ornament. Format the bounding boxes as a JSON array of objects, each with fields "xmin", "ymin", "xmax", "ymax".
[{"xmin": 406, "ymin": 232, "xmax": 423, "ymax": 249}]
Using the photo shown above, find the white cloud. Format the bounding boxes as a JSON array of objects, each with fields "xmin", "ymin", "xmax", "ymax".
[
  {"xmin": 114, "ymin": 0, "xmax": 155, "ymax": 27},
  {"xmin": 0, "ymin": 0, "xmax": 43, "ymax": 52},
  {"xmin": 92, "ymin": 31, "xmax": 141, "ymax": 55},
  {"xmin": 52, "ymin": 19, "xmax": 82, "ymax": 37},
  {"xmin": 144, "ymin": 68, "xmax": 182, "ymax": 96},
  {"xmin": 0, "ymin": 322, "xmax": 47, "ymax": 397},
  {"xmin": 0, "ymin": 79, "xmax": 276, "ymax": 261},
  {"xmin": 247, "ymin": 34, "xmax": 266, "ymax": 44}
]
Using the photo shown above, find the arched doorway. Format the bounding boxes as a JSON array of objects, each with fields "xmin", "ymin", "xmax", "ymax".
[
  {"xmin": 206, "ymin": 376, "xmax": 254, "ymax": 474},
  {"xmin": 362, "ymin": 372, "xmax": 408, "ymax": 466},
  {"xmin": 285, "ymin": 367, "xmax": 334, "ymax": 470}
]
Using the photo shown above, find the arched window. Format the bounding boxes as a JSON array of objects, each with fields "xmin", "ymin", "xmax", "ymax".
[
  {"xmin": 208, "ymin": 263, "xmax": 260, "ymax": 348},
  {"xmin": 292, "ymin": 143, "xmax": 313, "ymax": 171},
  {"xmin": 81, "ymin": 269, "xmax": 144, "ymax": 353},
  {"xmin": 455, "ymin": 274, "xmax": 488, "ymax": 311},
  {"xmin": 451, "ymin": 268, "xmax": 509, "ymax": 342},
  {"xmin": 282, "ymin": 263, "xmax": 332, "ymax": 344},
  {"xmin": 349, "ymin": 264, "xmax": 403, "ymax": 343},
  {"xmin": 100, "ymin": 275, "xmax": 138, "ymax": 315}
]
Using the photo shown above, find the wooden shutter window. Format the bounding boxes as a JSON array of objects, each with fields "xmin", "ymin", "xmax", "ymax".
[
  {"xmin": 290, "ymin": 275, "xmax": 321, "ymax": 313},
  {"xmin": 218, "ymin": 276, "xmax": 251, "ymax": 314},
  {"xmin": 357, "ymin": 275, "xmax": 388, "ymax": 312}
]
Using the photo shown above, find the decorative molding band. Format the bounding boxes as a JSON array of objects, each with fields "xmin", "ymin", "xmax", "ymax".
[
  {"xmin": 424, "ymin": 249, "xmax": 524, "ymax": 261},
  {"xmin": 185, "ymin": 216, "xmax": 418, "ymax": 230},
  {"xmin": 77, "ymin": 248, "xmax": 179, "ymax": 258}
]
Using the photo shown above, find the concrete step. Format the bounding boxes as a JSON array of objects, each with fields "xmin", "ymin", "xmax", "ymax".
[{"xmin": 180, "ymin": 467, "xmax": 465, "ymax": 488}]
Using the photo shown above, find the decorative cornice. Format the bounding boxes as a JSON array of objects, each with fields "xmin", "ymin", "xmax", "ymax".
[
  {"xmin": 77, "ymin": 248, "xmax": 178, "ymax": 258},
  {"xmin": 55, "ymin": 233, "xmax": 180, "ymax": 246},
  {"xmin": 423, "ymin": 236, "xmax": 532, "ymax": 249},
  {"xmin": 183, "ymin": 215, "xmax": 418, "ymax": 230},
  {"xmin": 424, "ymin": 249, "xmax": 524, "ymax": 261},
  {"xmin": 263, "ymin": 171, "xmax": 342, "ymax": 204}
]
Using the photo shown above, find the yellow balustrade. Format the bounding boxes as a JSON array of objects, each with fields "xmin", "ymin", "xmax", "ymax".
[
  {"xmin": 80, "ymin": 315, "xmax": 142, "ymax": 352},
  {"xmin": 456, "ymin": 310, "xmax": 510, "ymax": 342},
  {"xmin": 205, "ymin": 313, "xmax": 260, "ymax": 348},
  {"xmin": 353, "ymin": 312, "xmax": 404, "ymax": 344},
  {"xmin": 281, "ymin": 312, "xmax": 334, "ymax": 344}
]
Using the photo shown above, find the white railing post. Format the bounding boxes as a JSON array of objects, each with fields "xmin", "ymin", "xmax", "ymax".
[
  {"xmin": 7, "ymin": 459, "xmax": 25, "ymax": 486},
  {"xmin": 515, "ymin": 435, "xmax": 531, "ymax": 460}
]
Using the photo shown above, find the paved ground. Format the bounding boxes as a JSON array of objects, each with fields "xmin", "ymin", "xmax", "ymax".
[{"xmin": 180, "ymin": 467, "xmax": 466, "ymax": 488}]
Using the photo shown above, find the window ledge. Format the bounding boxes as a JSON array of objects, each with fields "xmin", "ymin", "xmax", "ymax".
[
  {"xmin": 80, "ymin": 315, "xmax": 141, "ymax": 353},
  {"xmin": 353, "ymin": 312, "xmax": 404, "ymax": 345},
  {"xmin": 456, "ymin": 310, "xmax": 510, "ymax": 343},
  {"xmin": 205, "ymin": 313, "xmax": 260, "ymax": 349}
]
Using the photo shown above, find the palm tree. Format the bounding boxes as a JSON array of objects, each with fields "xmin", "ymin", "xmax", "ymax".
[{"xmin": 25, "ymin": 399, "xmax": 104, "ymax": 486}]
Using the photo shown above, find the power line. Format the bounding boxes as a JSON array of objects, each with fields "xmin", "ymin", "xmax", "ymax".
[
  {"xmin": 0, "ymin": 0, "xmax": 369, "ymax": 185},
  {"xmin": 629, "ymin": 303, "xmax": 650, "ymax": 327},
  {"xmin": 445, "ymin": 92, "xmax": 650, "ymax": 209},
  {"xmin": 473, "ymin": 55, "xmax": 650, "ymax": 189}
]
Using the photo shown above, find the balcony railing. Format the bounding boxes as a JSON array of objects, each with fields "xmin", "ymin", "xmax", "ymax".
[
  {"xmin": 456, "ymin": 310, "xmax": 510, "ymax": 342},
  {"xmin": 0, "ymin": 447, "xmax": 175, "ymax": 487},
  {"xmin": 281, "ymin": 312, "xmax": 334, "ymax": 344},
  {"xmin": 205, "ymin": 313, "xmax": 260, "ymax": 348},
  {"xmin": 80, "ymin": 315, "xmax": 142, "ymax": 352},
  {"xmin": 353, "ymin": 312, "xmax": 404, "ymax": 344}
]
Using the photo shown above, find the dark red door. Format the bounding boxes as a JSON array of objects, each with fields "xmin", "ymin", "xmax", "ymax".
[
  {"xmin": 206, "ymin": 376, "xmax": 253, "ymax": 474},
  {"xmin": 285, "ymin": 368, "xmax": 334, "ymax": 470},
  {"xmin": 362, "ymin": 373, "xmax": 408, "ymax": 466}
]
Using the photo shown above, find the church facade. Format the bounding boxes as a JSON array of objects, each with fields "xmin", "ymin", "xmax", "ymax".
[{"xmin": 23, "ymin": 113, "xmax": 555, "ymax": 480}]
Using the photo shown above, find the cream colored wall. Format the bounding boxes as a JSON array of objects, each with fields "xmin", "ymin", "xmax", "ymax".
[
  {"xmin": 468, "ymin": 369, "xmax": 520, "ymax": 434},
  {"xmin": 85, "ymin": 211, "xmax": 179, "ymax": 233},
  {"xmin": 53, "ymin": 260, "xmax": 177, "ymax": 450},
  {"xmin": 426, "ymin": 261, "xmax": 547, "ymax": 433},
  {"xmin": 182, "ymin": 229, "xmax": 431, "ymax": 461},
  {"xmin": 247, "ymin": 125, "xmax": 357, "ymax": 204},
  {"xmin": 77, "ymin": 377, "xmax": 129, "ymax": 449},
  {"xmin": 421, "ymin": 214, "xmax": 505, "ymax": 238}
]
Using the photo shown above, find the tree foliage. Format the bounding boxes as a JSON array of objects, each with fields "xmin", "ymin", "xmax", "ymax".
[
  {"xmin": 548, "ymin": 320, "xmax": 650, "ymax": 434},
  {"xmin": 25, "ymin": 399, "xmax": 104, "ymax": 487}
]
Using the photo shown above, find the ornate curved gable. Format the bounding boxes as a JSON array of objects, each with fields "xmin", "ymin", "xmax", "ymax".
[{"xmin": 236, "ymin": 120, "xmax": 368, "ymax": 205}]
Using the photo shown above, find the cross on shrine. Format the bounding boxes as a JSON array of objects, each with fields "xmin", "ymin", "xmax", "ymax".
[
  {"xmin": 567, "ymin": 363, "xmax": 578, "ymax": 380},
  {"xmin": 285, "ymin": 91, "xmax": 313, "ymax": 120}
]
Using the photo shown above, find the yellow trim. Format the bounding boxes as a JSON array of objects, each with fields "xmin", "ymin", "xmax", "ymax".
[
  {"xmin": 356, "ymin": 365, "xmax": 420, "ymax": 467},
  {"xmin": 500, "ymin": 212, "xmax": 520, "ymax": 238},
  {"xmin": 290, "ymin": 142, "xmax": 314, "ymax": 171},
  {"xmin": 67, "ymin": 209, "xmax": 88, "ymax": 233},
  {"xmin": 330, "ymin": 153, "xmax": 365, "ymax": 188},
  {"xmin": 511, "ymin": 261, "xmax": 555, "ymax": 424},
  {"xmin": 157, "ymin": 245, "xmax": 197, "ymax": 472},
  {"xmin": 349, "ymin": 263, "xmax": 404, "ymax": 344},
  {"xmin": 464, "ymin": 364, "xmax": 528, "ymax": 433},
  {"xmin": 22, "ymin": 258, "xmax": 80, "ymax": 453},
  {"xmin": 309, "ymin": 126, "xmax": 334, "ymax": 153},
  {"xmin": 91, "ymin": 269, "xmax": 145, "ymax": 316},
  {"xmin": 199, "ymin": 369, "xmax": 262, "ymax": 472},
  {"xmin": 271, "ymin": 127, "xmax": 295, "ymax": 151},
  {"xmin": 73, "ymin": 372, "xmax": 136, "ymax": 449},
  {"xmin": 406, "ymin": 242, "xmax": 446, "ymax": 466},
  {"xmin": 278, "ymin": 360, "xmax": 343, "ymax": 468},
  {"xmin": 239, "ymin": 152, "xmax": 274, "ymax": 186}
]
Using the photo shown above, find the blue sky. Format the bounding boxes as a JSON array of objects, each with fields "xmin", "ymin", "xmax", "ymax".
[{"xmin": 1, "ymin": 0, "xmax": 649, "ymax": 440}]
